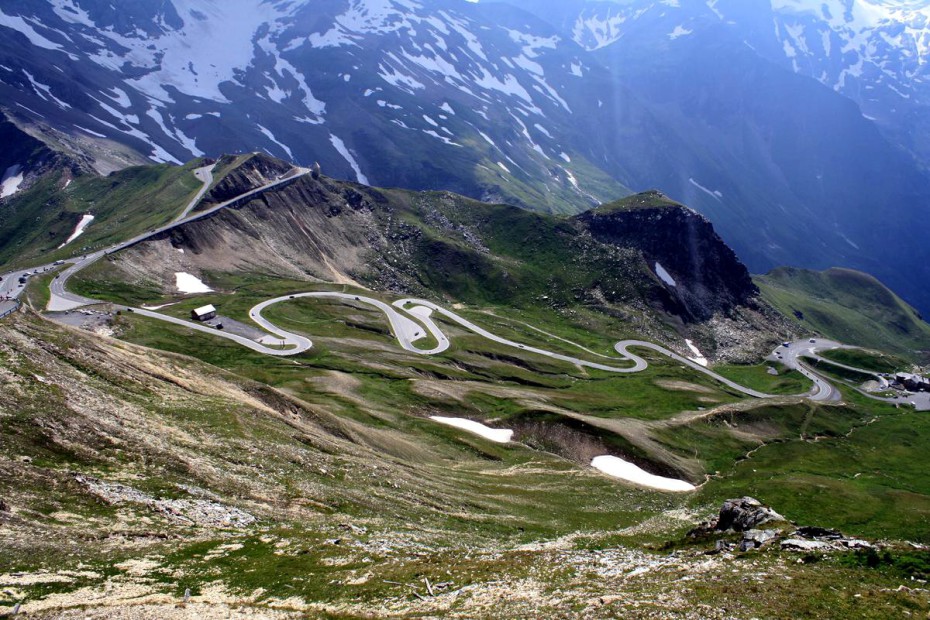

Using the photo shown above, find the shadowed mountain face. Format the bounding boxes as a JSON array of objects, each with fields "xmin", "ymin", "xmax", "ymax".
[
  {"xmin": 1, "ymin": 0, "xmax": 929, "ymax": 314},
  {"xmin": 578, "ymin": 192, "xmax": 759, "ymax": 323}
]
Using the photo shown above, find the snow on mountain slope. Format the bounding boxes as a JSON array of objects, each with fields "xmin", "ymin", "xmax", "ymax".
[
  {"xmin": 3, "ymin": 0, "xmax": 930, "ymax": 316},
  {"xmin": 0, "ymin": 0, "xmax": 626, "ymax": 212},
  {"xmin": 568, "ymin": 0, "xmax": 930, "ymax": 166}
]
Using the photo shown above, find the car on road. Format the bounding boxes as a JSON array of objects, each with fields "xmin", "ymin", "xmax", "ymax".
[
  {"xmin": 782, "ymin": 342, "xmax": 790, "ymax": 348},
  {"xmin": 809, "ymin": 338, "xmax": 816, "ymax": 343}
]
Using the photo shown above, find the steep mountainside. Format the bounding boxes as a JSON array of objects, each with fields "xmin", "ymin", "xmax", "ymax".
[
  {"xmin": 515, "ymin": 0, "xmax": 930, "ymax": 168},
  {"xmin": 757, "ymin": 266, "xmax": 930, "ymax": 360},
  {"xmin": 0, "ymin": 112, "xmax": 75, "ymax": 201},
  {"xmin": 507, "ymin": 0, "xmax": 930, "ymax": 317},
  {"xmin": 2, "ymin": 0, "xmax": 929, "ymax": 315},
  {"xmin": 578, "ymin": 192, "xmax": 758, "ymax": 323},
  {"xmin": 0, "ymin": 0, "xmax": 631, "ymax": 213}
]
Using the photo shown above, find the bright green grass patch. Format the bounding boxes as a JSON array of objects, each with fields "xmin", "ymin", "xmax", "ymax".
[
  {"xmin": 696, "ymin": 407, "xmax": 930, "ymax": 541},
  {"xmin": 819, "ymin": 348, "xmax": 911, "ymax": 374},
  {"xmin": 0, "ymin": 160, "xmax": 207, "ymax": 270},
  {"xmin": 713, "ymin": 362, "xmax": 811, "ymax": 395},
  {"xmin": 756, "ymin": 266, "xmax": 930, "ymax": 362}
]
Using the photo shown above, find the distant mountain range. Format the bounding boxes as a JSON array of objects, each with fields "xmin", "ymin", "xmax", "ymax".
[{"xmin": 1, "ymin": 0, "xmax": 929, "ymax": 315}]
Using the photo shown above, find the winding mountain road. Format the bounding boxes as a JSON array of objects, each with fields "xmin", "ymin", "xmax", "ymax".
[
  {"xmin": 240, "ymin": 294, "xmax": 814, "ymax": 401},
  {"xmin": 0, "ymin": 161, "xmax": 886, "ymax": 407},
  {"xmin": 47, "ymin": 164, "xmax": 310, "ymax": 312},
  {"xmin": 175, "ymin": 163, "xmax": 216, "ymax": 221}
]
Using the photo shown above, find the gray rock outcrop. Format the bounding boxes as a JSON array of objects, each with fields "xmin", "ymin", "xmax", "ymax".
[{"xmin": 715, "ymin": 497, "xmax": 786, "ymax": 532}]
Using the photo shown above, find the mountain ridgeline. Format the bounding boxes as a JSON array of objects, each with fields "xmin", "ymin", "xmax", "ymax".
[
  {"xmin": 757, "ymin": 266, "xmax": 930, "ymax": 361},
  {"xmin": 2, "ymin": 1, "xmax": 930, "ymax": 316}
]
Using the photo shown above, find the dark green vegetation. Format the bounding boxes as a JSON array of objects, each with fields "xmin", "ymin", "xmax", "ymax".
[{"xmin": 757, "ymin": 267, "xmax": 930, "ymax": 362}]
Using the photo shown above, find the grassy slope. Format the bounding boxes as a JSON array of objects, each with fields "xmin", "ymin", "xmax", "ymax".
[
  {"xmin": 3, "ymin": 304, "xmax": 929, "ymax": 616},
  {"xmin": 819, "ymin": 348, "xmax": 912, "ymax": 374},
  {"xmin": 756, "ymin": 266, "xmax": 930, "ymax": 361},
  {"xmin": 0, "ymin": 160, "xmax": 206, "ymax": 269},
  {"xmin": 64, "ymin": 271, "xmax": 930, "ymax": 540}
]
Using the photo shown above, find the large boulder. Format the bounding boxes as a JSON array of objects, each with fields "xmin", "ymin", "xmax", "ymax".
[{"xmin": 715, "ymin": 497, "xmax": 785, "ymax": 532}]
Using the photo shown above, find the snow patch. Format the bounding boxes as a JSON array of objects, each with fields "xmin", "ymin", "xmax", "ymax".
[
  {"xmin": 257, "ymin": 125, "xmax": 293, "ymax": 160},
  {"xmin": 689, "ymin": 178, "xmax": 723, "ymax": 201},
  {"xmin": 591, "ymin": 455, "xmax": 695, "ymax": 492},
  {"xmin": 23, "ymin": 70, "xmax": 71, "ymax": 109},
  {"xmin": 74, "ymin": 124, "xmax": 107, "ymax": 138},
  {"xmin": 329, "ymin": 134, "xmax": 369, "ymax": 185},
  {"xmin": 655, "ymin": 262, "xmax": 677, "ymax": 287},
  {"xmin": 0, "ymin": 9, "xmax": 68, "ymax": 53},
  {"xmin": 58, "ymin": 214, "xmax": 94, "ymax": 248},
  {"xmin": 175, "ymin": 272, "xmax": 212, "ymax": 294},
  {"xmin": 838, "ymin": 232, "xmax": 861, "ymax": 250},
  {"xmin": 1, "ymin": 165, "xmax": 24, "ymax": 198},
  {"xmin": 430, "ymin": 417, "xmax": 513, "ymax": 443},
  {"xmin": 685, "ymin": 339, "xmax": 709, "ymax": 368}
]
